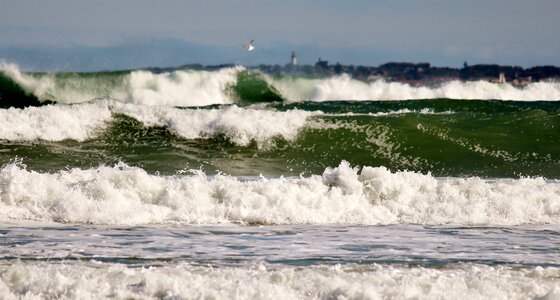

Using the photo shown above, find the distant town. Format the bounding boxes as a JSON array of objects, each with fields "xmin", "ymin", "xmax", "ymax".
[{"xmin": 148, "ymin": 51, "xmax": 560, "ymax": 87}]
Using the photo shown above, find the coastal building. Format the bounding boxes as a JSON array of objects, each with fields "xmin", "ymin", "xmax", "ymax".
[
  {"xmin": 490, "ymin": 72, "xmax": 507, "ymax": 84},
  {"xmin": 512, "ymin": 76, "xmax": 533, "ymax": 87},
  {"xmin": 291, "ymin": 51, "xmax": 297, "ymax": 66},
  {"xmin": 315, "ymin": 58, "xmax": 328, "ymax": 69}
]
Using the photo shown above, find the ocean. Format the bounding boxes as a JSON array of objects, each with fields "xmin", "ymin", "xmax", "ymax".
[{"xmin": 0, "ymin": 62, "xmax": 560, "ymax": 299}]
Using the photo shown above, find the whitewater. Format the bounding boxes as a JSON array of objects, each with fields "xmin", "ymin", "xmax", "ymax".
[
  {"xmin": 0, "ymin": 161, "xmax": 559, "ymax": 225},
  {"xmin": 2, "ymin": 62, "xmax": 560, "ymax": 106},
  {"xmin": 1, "ymin": 62, "xmax": 560, "ymax": 299}
]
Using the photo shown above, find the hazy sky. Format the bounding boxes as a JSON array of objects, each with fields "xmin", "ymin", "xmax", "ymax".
[{"xmin": 1, "ymin": 0, "xmax": 559, "ymax": 67}]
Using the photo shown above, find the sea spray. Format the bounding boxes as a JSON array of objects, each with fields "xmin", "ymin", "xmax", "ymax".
[
  {"xmin": 1, "ymin": 161, "xmax": 559, "ymax": 225},
  {"xmin": 0, "ymin": 101, "xmax": 316, "ymax": 144},
  {"xmin": 269, "ymin": 74, "xmax": 560, "ymax": 101},
  {"xmin": 0, "ymin": 62, "xmax": 242, "ymax": 106},
  {"xmin": 3, "ymin": 63, "xmax": 560, "ymax": 106},
  {"xmin": 0, "ymin": 262, "xmax": 558, "ymax": 299}
]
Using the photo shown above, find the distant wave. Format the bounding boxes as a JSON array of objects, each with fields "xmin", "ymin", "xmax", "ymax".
[
  {"xmin": 2, "ymin": 62, "xmax": 560, "ymax": 107},
  {"xmin": 269, "ymin": 74, "xmax": 560, "ymax": 102},
  {"xmin": 0, "ymin": 101, "xmax": 316, "ymax": 145},
  {"xmin": 0, "ymin": 62, "xmax": 241, "ymax": 106},
  {"xmin": 1, "ymin": 161, "xmax": 558, "ymax": 225}
]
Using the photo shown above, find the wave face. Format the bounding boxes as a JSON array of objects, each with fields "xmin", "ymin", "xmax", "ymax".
[
  {"xmin": 0, "ymin": 62, "xmax": 243, "ymax": 106},
  {"xmin": 1, "ymin": 63, "xmax": 560, "ymax": 299},
  {"xmin": 1, "ymin": 161, "xmax": 559, "ymax": 225},
  {"xmin": 2, "ymin": 63, "xmax": 560, "ymax": 107},
  {"xmin": 0, "ymin": 99, "xmax": 558, "ymax": 178}
]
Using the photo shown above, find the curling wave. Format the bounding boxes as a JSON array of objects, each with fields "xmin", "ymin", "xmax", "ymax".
[
  {"xmin": 0, "ymin": 101, "xmax": 317, "ymax": 145},
  {"xmin": 2, "ymin": 62, "xmax": 560, "ymax": 107}
]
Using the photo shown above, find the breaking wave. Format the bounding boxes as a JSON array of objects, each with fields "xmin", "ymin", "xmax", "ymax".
[
  {"xmin": 270, "ymin": 74, "xmax": 560, "ymax": 101},
  {"xmin": 1, "ymin": 161, "xmax": 559, "ymax": 226},
  {"xmin": 2, "ymin": 62, "xmax": 560, "ymax": 107},
  {"xmin": 0, "ymin": 101, "xmax": 316, "ymax": 145}
]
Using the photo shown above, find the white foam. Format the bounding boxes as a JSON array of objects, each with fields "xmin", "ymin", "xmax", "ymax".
[
  {"xmin": 4, "ymin": 62, "xmax": 560, "ymax": 105},
  {"xmin": 113, "ymin": 103, "xmax": 317, "ymax": 147},
  {"xmin": 0, "ymin": 103, "xmax": 112, "ymax": 142},
  {"xmin": 0, "ymin": 262, "xmax": 558, "ymax": 299},
  {"xmin": 270, "ymin": 74, "xmax": 560, "ymax": 101},
  {"xmin": 325, "ymin": 108, "xmax": 454, "ymax": 117},
  {"xmin": 0, "ymin": 62, "xmax": 241, "ymax": 106},
  {"xmin": 0, "ymin": 62, "xmax": 56, "ymax": 101},
  {"xmin": 121, "ymin": 68, "xmax": 239, "ymax": 106},
  {"xmin": 0, "ymin": 101, "xmax": 316, "ymax": 144},
  {"xmin": 0, "ymin": 161, "xmax": 559, "ymax": 225}
]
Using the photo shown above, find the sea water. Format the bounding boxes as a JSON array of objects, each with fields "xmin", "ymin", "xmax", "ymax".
[{"xmin": 0, "ymin": 63, "xmax": 559, "ymax": 299}]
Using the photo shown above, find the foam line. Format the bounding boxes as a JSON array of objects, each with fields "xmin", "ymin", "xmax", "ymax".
[{"xmin": 1, "ymin": 161, "xmax": 558, "ymax": 225}]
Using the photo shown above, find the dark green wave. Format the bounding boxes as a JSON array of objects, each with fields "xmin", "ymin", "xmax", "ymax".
[
  {"xmin": 1, "ymin": 100, "xmax": 559, "ymax": 178},
  {"xmin": 0, "ymin": 73, "xmax": 53, "ymax": 108},
  {"xmin": 0, "ymin": 68, "xmax": 284, "ymax": 105},
  {"xmin": 229, "ymin": 70, "xmax": 283, "ymax": 103}
]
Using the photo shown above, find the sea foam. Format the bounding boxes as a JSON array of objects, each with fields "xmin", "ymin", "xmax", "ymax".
[
  {"xmin": 3, "ymin": 62, "xmax": 560, "ymax": 105},
  {"xmin": 0, "ymin": 62, "xmax": 240, "ymax": 106},
  {"xmin": 0, "ymin": 161, "xmax": 558, "ymax": 225},
  {"xmin": 0, "ymin": 103, "xmax": 112, "ymax": 142},
  {"xmin": 113, "ymin": 103, "xmax": 317, "ymax": 147},
  {"xmin": 270, "ymin": 74, "xmax": 560, "ymax": 101},
  {"xmin": 0, "ymin": 262, "xmax": 558, "ymax": 300},
  {"xmin": 0, "ymin": 101, "xmax": 317, "ymax": 145}
]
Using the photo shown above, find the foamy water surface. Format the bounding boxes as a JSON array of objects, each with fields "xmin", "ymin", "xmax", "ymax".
[
  {"xmin": 2, "ymin": 62, "xmax": 560, "ymax": 299},
  {"xmin": 1, "ymin": 224, "xmax": 559, "ymax": 299}
]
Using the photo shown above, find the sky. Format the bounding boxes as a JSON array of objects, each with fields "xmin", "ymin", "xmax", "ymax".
[{"xmin": 1, "ymin": 0, "xmax": 559, "ymax": 70}]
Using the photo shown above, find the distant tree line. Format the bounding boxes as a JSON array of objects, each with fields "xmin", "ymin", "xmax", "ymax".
[
  {"xmin": 147, "ymin": 61, "xmax": 560, "ymax": 83},
  {"xmin": 257, "ymin": 61, "xmax": 560, "ymax": 82}
]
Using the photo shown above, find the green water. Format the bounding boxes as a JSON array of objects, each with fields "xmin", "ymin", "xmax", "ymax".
[{"xmin": 1, "ymin": 100, "xmax": 558, "ymax": 178}]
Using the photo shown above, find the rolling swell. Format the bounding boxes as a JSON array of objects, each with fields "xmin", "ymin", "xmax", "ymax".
[
  {"xmin": 2, "ymin": 63, "xmax": 560, "ymax": 106},
  {"xmin": 0, "ymin": 100, "xmax": 558, "ymax": 178}
]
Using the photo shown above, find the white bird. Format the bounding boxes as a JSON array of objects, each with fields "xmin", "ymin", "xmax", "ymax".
[{"xmin": 244, "ymin": 39, "xmax": 255, "ymax": 51}]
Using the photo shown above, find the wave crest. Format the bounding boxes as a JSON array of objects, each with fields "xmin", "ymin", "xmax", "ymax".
[
  {"xmin": 0, "ymin": 101, "xmax": 316, "ymax": 145},
  {"xmin": 2, "ymin": 63, "xmax": 560, "ymax": 106},
  {"xmin": 271, "ymin": 74, "xmax": 560, "ymax": 101},
  {"xmin": 1, "ymin": 161, "xmax": 558, "ymax": 225}
]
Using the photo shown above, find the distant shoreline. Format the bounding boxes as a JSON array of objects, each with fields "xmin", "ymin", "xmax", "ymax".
[{"xmin": 145, "ymin": 62, "xmax": 560, "ymax": 86}]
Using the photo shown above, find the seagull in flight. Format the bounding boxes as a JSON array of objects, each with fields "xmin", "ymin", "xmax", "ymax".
[{"xmin": 244, "ymin": 39, "xmax": 255, "ymax": 51}]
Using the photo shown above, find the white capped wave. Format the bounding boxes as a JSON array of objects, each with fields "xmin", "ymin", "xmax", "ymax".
[
  {"xmin": 113, "ymin": 103, "xmax": 317, "ymax": 147},
  {"xmin": 4, "ymin": 62, "xmax": 560, "ymax": 105},
  {"xmin": 0, "ymin": 161, "xmax": 558, "ymax": 225},
  {"xmin": 269, "ymin": 74, "xmax": 560, "ymax": 101},
  {"xmin": 1, "ymin": 262, "xmax": 558, "ymax": 300},
  {"xmin": 121, "ymin": 68, "xmax": 239, "ymax": 106},
  {"xmin": 0, "ymin": 101, "xmax": 316, "ymax": 145},
  {"xmin": 0, "ymin": 62, "xmax": 240, "ymax": 106},
  {"xmin": 0, "ymin": 62, "xmax": 57, "ymax": 100},
  {"xmin": 0, "ymin": 104, "xmax": 112, "ymax": 142}
]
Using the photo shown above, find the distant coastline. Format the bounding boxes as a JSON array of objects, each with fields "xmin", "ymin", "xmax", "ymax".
[{"xmin": 146, "ymin": 61, "xmax": 560, "ymax": 87}]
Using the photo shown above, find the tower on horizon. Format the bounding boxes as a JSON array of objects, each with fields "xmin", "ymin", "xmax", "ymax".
[{"xmin": 291, "ymin": 51, "xmax": 297, "ymax": 66}]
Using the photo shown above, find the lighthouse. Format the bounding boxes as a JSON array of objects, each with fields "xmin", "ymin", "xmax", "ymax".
[{"xmin": 291, "ymin": 51, "xmax": 297, "ymax": 66}]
